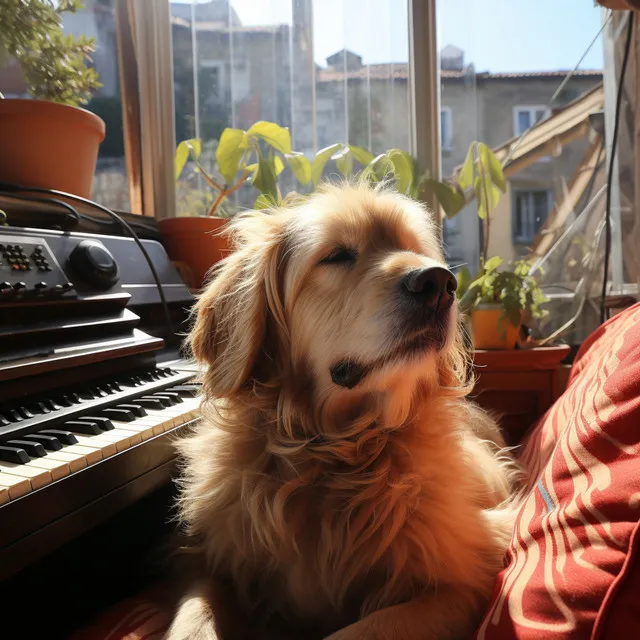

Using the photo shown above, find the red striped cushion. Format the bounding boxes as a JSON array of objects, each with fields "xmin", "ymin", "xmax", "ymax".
[{"xmin": 476, "ymin": 303, "xmax": 640, "ymax": 638}]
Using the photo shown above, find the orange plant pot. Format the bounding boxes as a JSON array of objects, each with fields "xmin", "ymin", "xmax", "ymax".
[
  {"xmin": 0, "ymin": 99, "xmax": 105, "ymax": 199},
  {"xmin": 158, "ymin": 216, "xmax": 231, "ymax": 291},
  {"xmin": 471, "ymin": 305, "xmax": 521, "ymax": 350}
]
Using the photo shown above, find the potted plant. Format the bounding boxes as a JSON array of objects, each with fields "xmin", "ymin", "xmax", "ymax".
[
  {"xmin": 0, "ymin": 0, "xmax": 104, "ymax": 199},
  {"xmin": 424, "ymin": 141, "xmax": 549, "ymax": 349},
  {"xmin": 457, "ymin": 257, "xmax": 548, "ymax": 349},
  {"xmin": 166, "ymin": 124, "xmax": 418, "ymax": 290}
]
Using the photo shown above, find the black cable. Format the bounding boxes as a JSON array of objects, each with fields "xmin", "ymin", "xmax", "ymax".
[
  {"xmin": 0, "ymin": 181, "xmax": 175, "ymax": 337},
  {"xmin": 0, "ymin": 191, "xmax": 81, "ymax": 229},
  {"xmin": 601, "ymin": 12, "xmax": 633, "ymax": 324}
]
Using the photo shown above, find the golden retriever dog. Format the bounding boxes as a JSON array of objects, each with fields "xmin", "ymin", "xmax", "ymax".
[{"xmin": 167, "ymin": 183, "xmax": 521, "ymax": 640}]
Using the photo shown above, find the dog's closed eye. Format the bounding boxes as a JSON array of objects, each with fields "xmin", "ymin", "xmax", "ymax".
[{"xmin": 320, "ymin": 247, "xmax": 358, "ymax": 267}]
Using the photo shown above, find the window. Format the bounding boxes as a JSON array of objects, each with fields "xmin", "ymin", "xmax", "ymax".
[
  {"xmin": 440, "ymin": 107, "xmax": 452, "ymax": 152},
  {"xmin": 513, "ymin": 190, "xmax": 551, "ymax": 244},
  {"xmin": 172, "ymin": 0, "xmax": 412, "ymax": 216},
  {"xmin": 513, "ymin": 106, "xmax": 550, "ymax": 137}
]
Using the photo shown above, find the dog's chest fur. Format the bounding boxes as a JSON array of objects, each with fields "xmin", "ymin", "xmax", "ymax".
[{"xmin": 178, "ymin": 399, "xmax": 503, "ymax": 630}]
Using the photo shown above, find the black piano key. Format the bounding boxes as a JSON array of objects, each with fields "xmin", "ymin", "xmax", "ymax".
[
  {"xmin": 167, "ymin": 385, "xmax": 200, "ymax": 398},
  {"xmin": 16, "ymin": 406, "xmax": 34, "ymax": 420},
  {"xmin": 136, "ymin": 397, "xmax": 165, "ymax": 410},
  {"xmin": 80, "ymin": 416, "xmax": 114, "ymax": 431},
  {"xmin": 63, "ymin": 420, "xmax": 102, "ymax": 435},
  {"xmin": 105, "ymin": 382, "xmax": 122, "ymax": 393},
  {"xmin": 23, "ymin": 434, "xmax": 63, "ymax": 451},
  {"xmin": 100, "ymin": 408, "xmax": 135, "ymax": 423},
  {"xmin": 54, "ymin": 395, "xmax": 73, "ymax": 408},
  {"xmin": 92, "ymin": 387, "xmax": 108, "ymax": 398},
  {"xmin": 38, "ymin": 430, "xmax": 78, "ymax": 445},
  {"xmin": 0, "ymin": 415, "xmax": 10, "ymax": 427},
  {"xmin": 7, "ymin": 439, "xmax": 46, "ymax": 457},
  {"xmin": 41, "ymin": 398, "xmax": 61, "ymax": 412},
  {"xmin": 4, "ymin": 408, "xmax": 23, "ymax": 422},
  {"xmin": 155, "ymin": 391, "xmax": 183, "ymax": 404},
  {"xmin": 0, "ymin": 445, "xmax": 30, "ymax": 464},
  {"xmin": 158, "ymin": 368, "xmax": 173, "ymax": 378},
  {"xmin": 140, "ymin": 394, "xmax": 171, "ymax": 408},
  {"xmin": 68, "ymin": 392, "xmax": 82, "ymax": 404},
  {"xmin": 30, "ymin": 401, "xmax": 50, "ymax": 414},
  {"xmin": 115, "ymin": 404, "xmax": 147, "ymax": 418}
]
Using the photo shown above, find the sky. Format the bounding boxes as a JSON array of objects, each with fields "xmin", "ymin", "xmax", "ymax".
[{"xmin": 175, "ymin": 0, "xmax": 605, "ymax": 72}]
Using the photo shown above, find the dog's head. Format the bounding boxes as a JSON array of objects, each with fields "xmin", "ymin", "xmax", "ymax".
[{"xmin": 189, "ymin": 184, "xmax": 467, "ymax": 424}]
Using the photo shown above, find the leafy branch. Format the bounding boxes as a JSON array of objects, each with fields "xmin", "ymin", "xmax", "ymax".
[{"xmin": 0, "ymin": 0, "xmax": 101, "ymax": 106}]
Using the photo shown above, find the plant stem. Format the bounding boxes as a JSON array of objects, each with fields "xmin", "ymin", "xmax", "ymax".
[{"xmin": 206, "ymin": 173, "xmax": 250, "ymax": 217}]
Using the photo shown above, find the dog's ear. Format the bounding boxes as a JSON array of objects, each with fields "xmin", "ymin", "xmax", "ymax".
[{"xmin": 188, "ymin": 212, "xmax": 288, "ymax": 397}]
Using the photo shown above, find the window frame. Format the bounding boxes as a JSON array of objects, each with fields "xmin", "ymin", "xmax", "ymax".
[
  {"xmin": 512, "ymin": 105, "xmax": 551, "ymax": 137},
  {"xmin": 512, "ymin": 188, "xmax": 553, "ymax": 245}
]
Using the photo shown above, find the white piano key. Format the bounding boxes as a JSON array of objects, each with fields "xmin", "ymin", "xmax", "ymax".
[
  {"xmin": 0, "ymin": 461, "xmax": 53, "ymax": 489},
  {"xmin": 71, "ymin": 435, "xmax": 117, "ymax": 458},
  {"xmin": 0, "ymin": 485, "xmax": 9, "ymax": 505},
  {"xmin": 24, "ymin": 456, "xmax": 70, "ymax": 481},
  {"xmin": 44, "ymin": 449, "xmax": 88, "ymax": 473},
  {"xmin": 0, "ymin": 471, "xmax": 31, "ymax": 500},
  {"xmin": 62, "ymin": 444, "xmax": 103, "ymax": 465}
]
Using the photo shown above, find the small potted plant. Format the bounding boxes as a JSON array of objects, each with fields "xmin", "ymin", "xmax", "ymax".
[
  {"xmin": 166, "ymin": 125, "xmax": 418, "ymax": 290},
  {"xmin": 0, "ymin": 0, "xmax": 104, "ymax": 199},
  {"xmin": 456, "ymin": 257, "xmax": 548, "ymax": 349},
  {"xmin": 424, "ymin": 141, "xmax": 549, "ymax": 349}
]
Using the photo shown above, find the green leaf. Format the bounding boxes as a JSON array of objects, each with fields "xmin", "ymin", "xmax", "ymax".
[
  {"xmin": 370, "ymin": 153, "xmax": 396, "ymax": 180},
  {"xmin": 274, "ymin": 155, "xmax": 285, "ymax": 176},
  {"xmin": 185, "ymin": 138, "xmax": 202, "ymax": 161},
  {"xmin": 458, "ymin": 143, "xmax": 476, "ymax": 190},
  {"xmin": 388, "ymin": 149, "xmax": 414, "ymax": 195},
  {"xmin": 285, "ymin": 152, "xmax": 312, "ymax": 184},
  {"xmin": 455, "ymin": 266, "xmax": 472, "ymax": 298},
  {"xmin": 254, "ymin": 193, "xmax": 277, "ymax": 210},
  {"xmin": 335, "ymin": 147, "xmax": 354, "ymax": 177},
  {"xmin": 483, "ymin": 256, "xmax": 503, "ymax": 272},
  {"xmin": 175, "ymin": 141, "xmax": 190, "ymax": 180},
  {"xmin": 311, "ymin": 143, "xmax": 343, "ymax": 185},
  {"xmin": 478, "ymin": 143, "xmax": 506, "ymax": 192},
  {"xmin": 252, "ymin": 148, "xmax": 278, "ymax": 200},
  {"xmin": 349, "ymin": 145, "xmax": 374, "ymax": 166},
  {"xmin": 246, "ymin": 121, "xmax": 291, "ymax": 154},
  {"xmin": 216, "ymin": 128, "xmax": 248, "ymax": 184},
  {"xmin": 422, "ymin": 179, "xmax": 466, "ymax": 218},
  {"xmin": 475, "ymin": 175, "xmax": 500, "ymax": 220},
  {"xmin": 458, "ymin": 282, "xmax": 482, "ymax": 313}
]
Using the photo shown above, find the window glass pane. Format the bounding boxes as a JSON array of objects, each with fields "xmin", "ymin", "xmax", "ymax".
[
  {"xmin": 172, "ymin": 0, "xmax": 410, "ymax": 217},
  {"xmin": 437, "ymin": 0, "xmax": 607, "ymax": 344},
  {"xmin": 517, "ymin": 110, "xmax": 531, "ymax": 136},
  {"xmin": 0, "ymin": 0, "xmax": 131, "ymax": 211}
]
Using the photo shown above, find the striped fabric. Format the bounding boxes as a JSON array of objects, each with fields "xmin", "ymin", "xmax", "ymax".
[
  {"xmin": 477, "ymin": 303, "xmax": 640, "ymax": 639},
  {"xmin": 68, "ymin": 584, "xmax": 171, "ymax": 640}
]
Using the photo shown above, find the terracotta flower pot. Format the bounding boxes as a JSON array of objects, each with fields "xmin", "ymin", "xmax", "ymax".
[
  {"xmin": 471, "ymin": 304, "xmax": 521, "ymax": 350},
  {"xmin": 0, "ymin": 99, "xmax": 105, "ymax": 199},
  {"xmin": 158, "ymin": 216, "xmax": 231, "ymax": 290}
]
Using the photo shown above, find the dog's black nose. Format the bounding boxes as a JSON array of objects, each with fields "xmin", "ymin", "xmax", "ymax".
[{"xmin": 403, "ymin": 266, "xmax": 457, "ymax": 308}]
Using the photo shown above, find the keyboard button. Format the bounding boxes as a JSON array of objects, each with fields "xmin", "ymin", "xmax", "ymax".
[
  {"xmin": 63, "ymin": 444, "xmax": 103, "ymax": 466},
  {"xmin": 7, "ymin": 439, "xmax": 46, "ymax": 457},
  {"xmin": 78, "ymin": 416, "xmax": 114, "ymax": 431},
  {"xmin": 23, "ymin": 434, "xmax": 62, "ymax": 451},
  {"xmin": 44, "ymin": 450, "xmax": 87, "ymax": 473},
  {"xmin": 153, "ymin": 393, "xmax": 179, "ymax": 406},
  {"xmin": 4, "ymin": 408, "xmax": 22, "ymax": 422},
  {"xmin": 156, "ymin": 391, "xmax": 182, "ymax": 404},
  {"xmin": 167, "ymin": 385, "xmax": 200, "ymax": 398},
  {"xmin": 64, "ymin": 420, "xmax": 102, "ymax": 435},
  {"xmin": 0, "ymin": 461, "xmax": 52, "ymax": 489},
  {"xmin": 23, "ymin": 457, "xmax": 70, "ymax": 481},
  {"xmin": 72, "ymin": 435, "xmax": 116, "ymax": 458},
  {"xmin": 136, "ymin": 397, "xmax": 165, "ymax": 410},
  {"xmin": 115, "ymin": 404, "xmax": 147, "ymax": 418},
  {"xmin": 0, "ymin": 445, "xmax": 30, "ymax": 464},
  {"xmin": 16, "ymin": 406, "xmax": 35, "ymax": 420},
  {"xmin": 0, "ymin": 471, "xmax": 32, "ymax": 499},
  {"xmin": 101, "ymin": 408, "xmax": 135, "ymax": 422},
  {"xmin": 39, "ymin": 430, "xmax": 78, "ymax": 445}
]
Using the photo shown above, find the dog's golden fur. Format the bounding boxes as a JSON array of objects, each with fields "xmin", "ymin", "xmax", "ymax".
[{"xmin": 167, "ymin": 184, "xmax": 521, "ymax": 640}]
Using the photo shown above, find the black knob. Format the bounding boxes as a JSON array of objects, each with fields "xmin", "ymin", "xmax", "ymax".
[
  {"xmin": 34, "ymin": 282, "xmax": 47, "ymax": 290},
  {"xmin": 62, "ymin": 282, "xmax": 74, "ymax": 291},
  {"xmin": 0, "ymin": 281, "xmax": 10, "ymax": 290},
  {"xmin": 68, "ymin": 240, "xmax": 119, "ymax": 289},
  {"xmin": 13, "ymin": 282, "xmax": 26, "ymax": 291}
]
